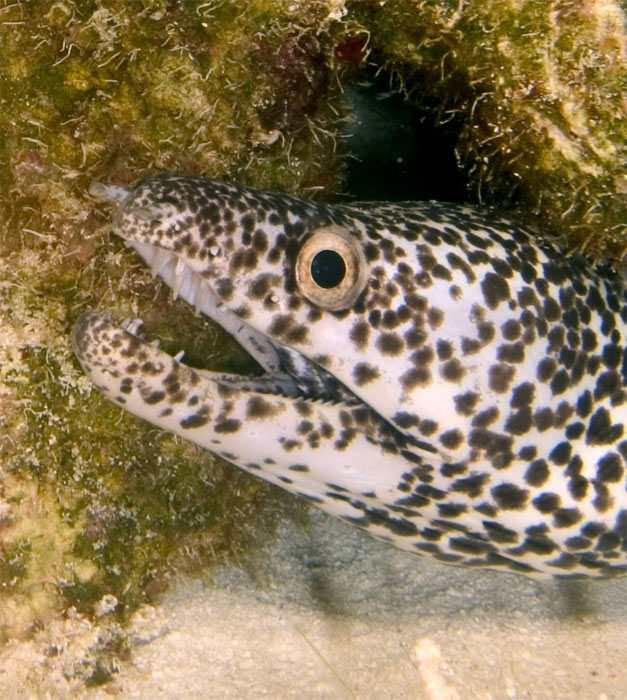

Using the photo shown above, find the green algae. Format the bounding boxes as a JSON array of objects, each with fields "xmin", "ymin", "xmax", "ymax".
[
  {"xmin": 0, "ymin": 0, "xmax": 624, "ymax": 691},
  {"xmin": 0, "ymin": 1, "xmax": 348, "ymax": 667},
  {"xmin": 344, "ymin": 0, "xmax": 627, "ymax": 260}
]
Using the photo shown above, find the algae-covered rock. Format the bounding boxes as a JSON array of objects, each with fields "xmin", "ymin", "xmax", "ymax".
[
  {"xmin": 0, "ymin": 0, "xmax": 624, "ymax": 692},
  {"xmin": 345, "ymin": 0, "xmax": 627, "ymax": 260},
  {"xmin": 0, "ymin": 0, "xmax": 348, "ymax": 680}
]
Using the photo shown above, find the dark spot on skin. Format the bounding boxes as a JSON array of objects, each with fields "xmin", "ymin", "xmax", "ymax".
[
  {"xmin": 481, "ymin": 272, "xmax": 510, "ymax": 309},
  {"xmin": 353, "ymin": 363, "xmax": 380, "ymax": 386},
  {"xmin": 483, "ymin": 521, "xmax": 519, "ymax": 543},
  {"xmin": 395, "ymin": 492, "xmax": 431, "ymax": 508},
  {"xmin": 448, "ymin": 536, "xmax": 493, "ymax": 555},
  {"xmin": 453, "ymin": 392, "xmax": 479, "ymax": 416},
  {"xmin": 537, "ymin": 357, "xmax": 557, "ymax": 382},
  {"xmin": 144, "ymin": 390, "xmax": 166, "ymax": 405},
  {"xmin": 565, "ymin": 536, "xmax": 592, "ymax": 551},
  {"xmin": 505, "ymin": 407, "xmax": 532, "ymax": 435},
  {"xmin": 320, "ymin": 422, "xmax": 334, "ymax": 439},
  {"xmin": 525, "ymin": 459, "xmax": 549, "ymax": 486},
  {"xmin": 246, "ymin": 396, "xmax": 278, "ymax": 419},
  {"xmin": 553, "ymin": 508, "xmax": 583, "ymax": 528},
  {"xmin": 472, "ymin": 407, "xmax": 499, "ymax": 428},
  {"xmin": 141, "ymin": 361, "xmax": 163, "ymax": 376},
  {"xmin": 180, "ymin": 408, "xmax": 211, "ymax": 429},
  {"xmin": 510, "ymin": 382, "xmax": 534, "ymax": 408},
  {"xmin": 586, "ymin": 408, "xmax": 623, "ymax": 446},
  {"xmin": 382, "ymin": 310, "xmax": 400, "ymax": 329},
  {"xmin": 446, "ymin": 251, "xmax": 476, "ymax": 283},
  {"xmin": 376, "ymin": 332, "xmax": 404, "ymax": 356},
  {"xmin": 405, "ymin": 328, "xmax": 428, "ymax": 348},
  {"xmin": 474, "ymin": 502, "xmax": 498, "ymax": 517},
  {"xmin": 440, "ymin": 463, "xmax": 466, "ymax": 477},
  {"xmin": 307, "ymin": 307, "xmax": 323, "ymax": 323},
  {"xmin": 491, "ymin": 483, "xmax": 529, "ymax": 510},
  {"xmin": 439, "ymin": 429, "xmax": 464, "ymax": 450},
  {"xmin": 405, "ymin": 293, "xmax": 428, "ymax": 311},
  {"xmin": 215, "ymin": 418, "xmax": 242, "ymax": 433},
  {"xmin": 592, "ymin": 482, "xmax": 614, "ymax": 513},
  {"xmin": 441, "ymin": 358, "xmax": 465, "ymax": 382},
  {"xmin": 268, "ymin": 314, "xmax": 293, "ymax": 337},
  {"xmin": 436, "ymin": 339, "xmax": 453, "ymax": 360},
  {"xmin": 288, "ymin": 464, "xmax": 310, "ymax": 472},
  {"xmin": 550, "ymin": 369, "xmax": 570, "ymax": 395},
  {"xmin": 280, "ymin": 438, "xmax": 302, "ymax": 452},
  {"xmin": 393, "ymin": 412, "xmax": 420, "ymax": 429},
  {"xmin": 286, "ymin": 324, "xmax": 309, "ymax": 344},
  {"xmin": 543, "ymin": 297, "xmax": 561, "ymax": 322},
  {"xmin": 461, "ymin": 337, "xmax": 482, "ymax": 355},
  {"xmin": 596, "ymin": 452, "xmax": 624, "ymax": 483},
  {"xmin": 215, "ymin": 277, "xmax": 234, "ymax": 300},
  {"xmin": 432, "ymin": 264, "xmax": 452, "ymax": 281},
  {"xmin": 297, "ymin": 420, "xmax": 314, "ymax": 435},
  {"xmin": 295, "ymin": 401, "xmax": 313, "ymax": 417},
  {"xmin": 401, "ymin": 367, "xmax": 432, "ymax": 390},
  {"xmin": 533, "ymin": 408, "xmax": 554, "ymax": 432},
  {"xmin": 427, "ymin": 307, "xmax": 444, "ymax": 329},
  {"xmin": 451, "ymin": 473, "xmax": 489, "ymax": 498},
  {"xmin": 533, "ymin": 492, "xmax": 560, "ymax": 513},
  {"xmin": 501, "ymin": 319, "xmax": 522, "ymax": 341},
  {"xmin": 576, "ymin": 390, "xmax": 593, "ymax": 418},
  {"xmin": 252, "ymin": 228, "xmax": 269, "ymax": 253},
  {"xmin": 449, "ymin": 285, "xmax": 463, "ymax": 300},
  {"xmin": 497, "ymin": 342, "xmax": 525, "ymax": 364},
  {"xmin": 249, "ymin": 275, "xmax": 271, "ymax": 299},
  {"xmin": 477, "ymin": 322, "xmax": 495, "ymax": 344},
  {"xmin": 411, "ymin": 346, "xmax": 434, "ymax": 367},
  {"xmin": 488, "ymin": 364, "xmax": 516, "ymax": 393},
  {"xmin": 518, "ymin": 446, "xmax": 536, "ymax": 461},
  {"xmin": 419, "ymin": 419, "xmax": 438, "ymax": 436},
  {"xmin": 549, "ymin": 441, "xmax": 572, "ymax": 465},
  {"xmin": 350, "ymin": 320, "xmax": 370, "ymax": 349}
]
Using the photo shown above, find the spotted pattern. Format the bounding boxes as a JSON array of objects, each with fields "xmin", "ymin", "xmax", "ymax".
[{"xmin": 74, "ymin": 175, "xmax": 627, "ymax": 578}]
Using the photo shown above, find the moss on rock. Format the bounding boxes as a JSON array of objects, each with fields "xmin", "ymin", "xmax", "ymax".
[
  {"xmin": 0, "ymin": 0, "xmax": 347, "ymax": 663},
  {"xmin": 0, "ymin": 0, "xmax": 624, "ymax": 691},
  {"xmin": 344, "ymin": 0, "xmax": 627, "ymax": 260}
]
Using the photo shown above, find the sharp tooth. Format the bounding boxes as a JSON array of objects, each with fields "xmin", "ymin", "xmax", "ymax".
[
  {"xmin": 89, "ymin": 182, "xmax": 130, "ymax": 202},
  {"xmin": 172, "ymin": 268, "xmax": 188, "ymax": 300},
  {"xmin": 150, "ymin": 249, "xmax": 173, "ymax": 277},
  {"xmin": 190, "ymin": 273, "xmax": 207, "ymax": 315},
  {"xmin": 122, "ymin": 319, "xmax": 143, "ymax": 335},
  {"xmin": 175, "ymin": 257, "xmax": 187, "ymax": 277},
  {"xmin": 173, "ymin": 350, "xmax": 185, "ymax": 362}
]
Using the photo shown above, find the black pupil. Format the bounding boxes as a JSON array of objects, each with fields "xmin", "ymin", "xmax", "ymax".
[{"xmin": 310, "ymin": 249, "xmax": 346, "ymax": 289}]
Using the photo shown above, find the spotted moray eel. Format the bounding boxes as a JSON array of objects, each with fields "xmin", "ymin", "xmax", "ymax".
[{"xmin": 72, "ymin": 175, "xmax": 627, "ymax": 578}]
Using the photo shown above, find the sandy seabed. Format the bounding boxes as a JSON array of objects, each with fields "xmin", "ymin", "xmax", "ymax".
[{"xmin": 2, "ymin": 508, "xmax": 626, "ymax": 699}]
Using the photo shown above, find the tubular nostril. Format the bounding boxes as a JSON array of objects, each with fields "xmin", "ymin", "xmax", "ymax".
[{"xmin": 88, "ymin": 181, "xmax": 130, "ymax": 202}]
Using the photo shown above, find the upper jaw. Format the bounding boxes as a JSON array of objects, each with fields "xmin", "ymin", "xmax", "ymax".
[
  {"xmin": 90, "ymin": 179, "xmax": 367, "ymax": 408},
  {"xmin": 117, "ymin": 238, "xmax": 364, "ymax": 408}
]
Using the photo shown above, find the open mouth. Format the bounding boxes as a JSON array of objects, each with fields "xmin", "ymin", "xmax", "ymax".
[{"xmin": 110, "ymin": 236, "xmax": 366, "ymax": 410}]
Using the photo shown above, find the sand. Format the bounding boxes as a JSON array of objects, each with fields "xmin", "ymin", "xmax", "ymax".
[{"xmin": 2, "ymin": 508, "xmax": 626, "ymax": 699}]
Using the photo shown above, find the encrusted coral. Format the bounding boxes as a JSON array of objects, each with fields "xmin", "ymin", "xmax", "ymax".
[
  {"xmin": 0, "ymin": 0, "xmax": 346, "ymax": 664},
  {"xmin": 0, "ymin": 0, "xmax": 624, "ymax": 692},
  {"xmin": 345, "ymin": 0, "xmax": 627, "ymax": 260}
]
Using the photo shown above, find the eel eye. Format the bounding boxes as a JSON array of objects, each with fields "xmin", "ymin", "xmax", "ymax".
[{"xmin": 295, "ymin": 226, "xmax": 368, "ymax": 310}]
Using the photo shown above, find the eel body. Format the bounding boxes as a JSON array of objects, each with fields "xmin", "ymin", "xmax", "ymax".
[{"xmin": 73, "ymin": 175, "xmax": 627, "ymax": 578}]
